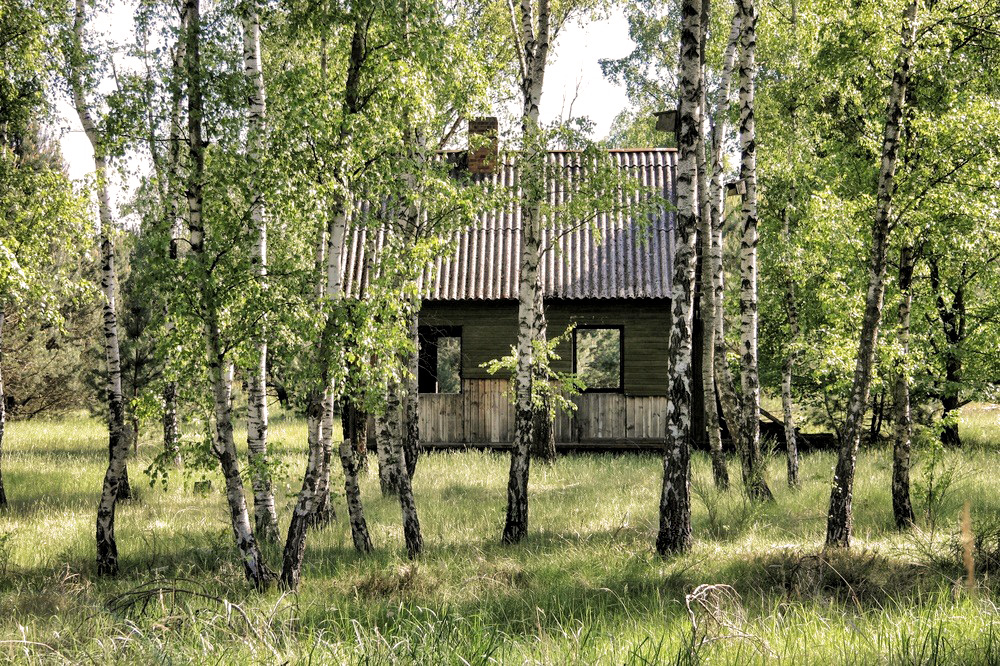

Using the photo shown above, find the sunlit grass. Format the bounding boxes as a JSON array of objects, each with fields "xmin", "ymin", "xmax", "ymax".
[{"xmin": 0, "ymin": 405, "xmax": 999, "ymax": 663}]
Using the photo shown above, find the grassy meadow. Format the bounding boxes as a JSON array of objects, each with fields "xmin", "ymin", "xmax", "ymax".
[{"xmin": 2, "ymin": 405, "xmax": 1000, "ymax": 664}]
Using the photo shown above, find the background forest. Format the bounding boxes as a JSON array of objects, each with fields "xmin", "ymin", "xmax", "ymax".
[{"xmin": 1, "ymin": 0, "xmax": 999, "ymax": 662}]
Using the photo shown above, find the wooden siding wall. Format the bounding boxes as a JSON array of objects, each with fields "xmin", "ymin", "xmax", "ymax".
[
  {"xmin": 418, "ymin": 379, "xmax": 666, "ymax": 443},
  {"xmin": 419, "ymin": 299, "xmax": 671, "ymax": 396}
]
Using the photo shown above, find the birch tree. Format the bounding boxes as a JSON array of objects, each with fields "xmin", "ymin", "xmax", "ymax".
[
  {"xmin": 162, "ymin": 5, "xmax": 187, "ymax": 469},
  {"xmin": 657, "ymin": 0, "xmax": 702, "ymax": 556},
  {"xmin": 183, "ymin": 0, "xmax": 271, "ymax": 586},
  {"xmin": 240, "ymin": 0, "xmax": 279, "ymax": 543},
  {"xmin": 891, "ymin": 243, "xmax": 916, "ymax": 528},
  {"xmin": 734, "ymin": 0, "xmax": 772, "ymax": 502},
  {"xmin": 826, "ymin": 0, "xmax": 918, "ymax": 548},
  {"xmin": 68, "ymin": 0, "xmax": 132, "ymax": 573},
  {"xmin": 701, "ymin": 5, "xmax": 742, "ymax": 490},
  {"xmin": 501, "ymin": 0, "xmax": 553, "ymax": 545},
  {"xmin": 280, "ymin": 10, "xmax": 380, "ymax": 588},
  {"xmin": 781, "ymin": 206, "xmax": 801, "ymax": 488}
]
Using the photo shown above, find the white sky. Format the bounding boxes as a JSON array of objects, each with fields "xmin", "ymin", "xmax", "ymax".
[{"xmin": 58, "ymin": 7, "xmax": 636, "ymax": 212}]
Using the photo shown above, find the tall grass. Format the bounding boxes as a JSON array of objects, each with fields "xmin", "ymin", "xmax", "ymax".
[{"xmin": 0, "ymin": 405, "xmax": 998, "ymax": 664}]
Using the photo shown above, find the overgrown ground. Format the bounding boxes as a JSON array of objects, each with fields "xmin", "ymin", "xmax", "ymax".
[{"xmin": 2, "ymin": 406, "xmax": 1000, "ymax": 664}]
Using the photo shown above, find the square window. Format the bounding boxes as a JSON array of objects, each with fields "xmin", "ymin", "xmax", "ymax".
[{"xmin": 574, "ymin": 327, "xmax": 622, "ymax": 392}]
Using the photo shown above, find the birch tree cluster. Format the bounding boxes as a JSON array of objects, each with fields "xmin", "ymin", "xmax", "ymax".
[
  {"xmin": 609, "ymin": 0, "xmax": 1000, "ymax": 551},
  {"xmin": 0, "ymin": 0, "xmax": 998, "ymax": 587}
]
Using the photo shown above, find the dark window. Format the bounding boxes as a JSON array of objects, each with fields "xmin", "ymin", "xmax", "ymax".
[
  {"xmin": 573, "ymin": 326, "xmax": 623, "ymax": 392},
  {"xmin": 418, "ymin": 326, "xmax": 462, "ymax": 394}
]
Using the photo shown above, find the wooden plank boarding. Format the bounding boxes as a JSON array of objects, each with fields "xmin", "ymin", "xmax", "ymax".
[{"xmin": 419, "ymin": 380, "xmax": 667, "ymax": 447}]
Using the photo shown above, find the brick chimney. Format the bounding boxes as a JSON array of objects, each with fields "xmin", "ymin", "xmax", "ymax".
[{"xmin": 468, "ymin": 117, "xmax": 498, "ymax": 174}]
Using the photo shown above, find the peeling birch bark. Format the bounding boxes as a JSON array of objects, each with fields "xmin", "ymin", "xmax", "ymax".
[
  {"xmin": 657, "ymin": 0, "xmax": 701, "ymax": 557},
  {"xmin": 826, "ymin": 1, "xmax": 918, "ymax": 548},
  {"xmin": 377, "ymin": 384, "xmax": 403, "ymax": 497}
]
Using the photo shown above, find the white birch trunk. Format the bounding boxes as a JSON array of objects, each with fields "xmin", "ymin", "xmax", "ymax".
[
  {"xmin": 281, "ymin": 17, "xmax": 373, "ymax": 589},
  {"xmin": 503, "ymin": 0, "xmax": 551, "ymax": 546},
  {"xmin": 736, "ymin": 0, "xmax": 772, "ymax": 502},
  {"xmin": 710, "ymin": 12, "xmax": 743, "ymax": 448},
  {"xmin": 71, "ymin": 0, "xmax": 130, "ymax": 575},
  {"xmin": 698, "ymin": 0, "xmax": 729, "ymax": 489},
  {"xmin": 377, "ymin": 404, "xmax": 396, "ymax": 495},
  {"xmin": 657, "ymin": 0, "xmax": 701, "ymax": 556},
  {"xmin": 184, "ymin": 0, "xmax": 270, "ymax": 588},
  {"xmin": 379, "ymin": 374, "xmax": 423, "ymax": 558},
  {"xmin": 892, "ymin": 244, "xmax": 916, "ymax": 528},
  {"xmin": 241, "ymin": 6, "xmax": 279, "ymax": 543},
  {"xmin": 393, "ymin": 122, "xmax": 425, "ymax": 553},
  {"xmin": 826, "ymin": 1, "xmax": 918, "ymax": 548},
  {"xmin": 398, "ymin": 118, "xmax": 425, "ymax": 480},
  {"xmin": 309, "ymin": 393, "xmax": 336, "ymax": 525}
]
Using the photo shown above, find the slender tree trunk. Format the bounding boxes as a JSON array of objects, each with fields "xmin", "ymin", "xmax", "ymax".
[
  {"xmin": 185, "ymin": 0, "xmax": 270, "ymax": 587},
  {"xmin": 163, "ymin": 381, "xmax": 181, "ymax": 466},
  {"xmin": 403, "ymin": 308, "xmax": 421, "ymax": 477},
  {"xmin": 338, "ymin": 424, "xmax": 373, "ymax": 553},
  {"xmin": 708, "ymin": 11, "xmax": 742, "ymax": 447},
  {"xmin": 698, "ymin": 0, "xmax": 729, "ymax": 489},
  {"xmin": 503, "ymin": 0, "xmax": 552, "ymax": 545},
  {"xmin": 281, "ymin": 390, "xmax": 325, "ymax": 589},
  {"xmin": 0, "ymin": 310, "xmax": 7, "ymax": 508},
  {"xmin": 283, "ymin": 17, "xmax": 373, "ymax": 586},
  {"xmin": 892, "ymin": 244, "xmax": 916, "ymax": 529},
  {"xmin": 397, "ymin": 116, "xmax": 425, "ymax": 479},
  {"xmin": 382, "ymin": 374, "xmax": 422, "ymax": 558},
  {"xmin": 781, "ymin": 207, "xmax": 800, "ymax": 487},
  {"xmin": 781, "ymin": 0, "xmax": 801, "ymax": 489},
  {"xmin": 241, "ymin": 6, "xmax": 279, "ymax": 543},
  {"xmin": 71, "ymin": 0, "xmax": 130, "ymax": 574},
  {"xmin": 163, "ymin": 6, "xmax": 188, "ymax": 469},
  {"xmin": 530, "ymin": 288, "xmax": 556, "ymax": 462},
  {"xmin": 342, "ymin": 399, "xmax": 369, "ymax": 471},
  {"xmin": 657, "ymin": 0, "xmax": 702, "ymax": 556},
  {"xmin": 826, "ymin": 0, "xmax": 917, "ymax": 548},
  {"xmin": 929, "ymin": 258, "xmax": 964, "ymax": 447},
  {"xmin": 531, "ymin": 393, "xmax": 556, "ymax": 461},
  {"xmin": 309, "ymin": 396, "xmax": 336, "ymax": 526},
  {"xmin": 735, "ymin": 0, "xmax": 772, "ymax": 503},
  {"xmin": 377, "ymin": 397, "xmax": 398, "ymax": 495}
]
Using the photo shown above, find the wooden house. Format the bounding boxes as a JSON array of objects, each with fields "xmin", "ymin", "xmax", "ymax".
[{"xmin": 342, "ymin": 146, "xmax": 706, "ymax": 451}]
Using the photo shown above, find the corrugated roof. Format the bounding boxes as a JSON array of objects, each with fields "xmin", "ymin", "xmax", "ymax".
[{"xmin": 342, "ymin": 148, "xmax": 676, "ymax": 301}]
